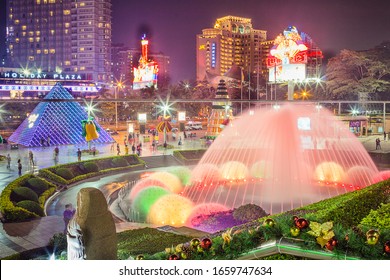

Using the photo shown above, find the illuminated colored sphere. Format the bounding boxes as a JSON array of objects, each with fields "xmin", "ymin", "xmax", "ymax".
[
  {"xmin": 167, "ymin": 166, "xmax": 192, "ymax": 187},
  {"xmin": 191, "ymin": 163, "xmax": 220, "ymax": 184},
  {"xmin": 186, "ymin": 203, "xmax": 229, "ymax": 226},
  {"xmin": 148, "ymin": 172, "xmax": 183, "ymax": 193},
  {"xmin": 129, "ymin": 178, "xmax": 169, "ymax": 201},
  {"xmin": 314, "ymin": 162, "xmax": 346, "ymax": 183},
  {"xmin": 220, "ymin": 161, "xmax": 249, "ymax": 180},
  {"xmin": 148, "ymin": 194, "xmax": 194, "ymax": 226},
  {"xmin": 132, "ymin": 187, "xmax": 171, "ymax": 222},
  {"xmin": 250, "ymin": 160, "xmax": 273, "ymax": 179},
  {"xmin": 346, "ymin": 166, "xmax": 376, "ymax": 187}
]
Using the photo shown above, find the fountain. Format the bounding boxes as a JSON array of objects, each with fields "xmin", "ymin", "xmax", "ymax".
[
  {"xmin": 118, "ymin": 103, "xmax": 380, "ymax": 226},
  {"xmin": 184, "ymin": 103, "xmax": 379, "ymax": 213}
]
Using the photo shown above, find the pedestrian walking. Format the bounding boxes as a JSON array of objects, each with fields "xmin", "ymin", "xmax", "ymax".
[
  {"xmin": 54, "ymin": 146, "xmax": 59, "ymax": 156},
  {"xmin": 132, "ymin": 143, "xmax": 136, "ymax": 154},
  {"xmin": 47, "ymin": 136, "xmax": 51, "ymax": 146},
  {"xmin": 53, "ymin": 149, "xmax": 59, "ymax": 165},
  {"xmin": 110, "ymin": 142, "xmax": 115, "ymax": 153},
  {"xmin": 384, "ymin": 132, "xmax": 387, "ymax": 141},
  {"xmin": 17, "ymin": 159, "xmax": 22, "ymax": 176},
  {"xmin": 6, "ymin": 154, "xmax": 11, "ymax": 169},
  {"xmin": 63, "ymin": 203, "xmax": 76, "ymax": 234},
  {"xmin": 77, "ymin": 148, "xmax": 82, "ymax": 161},
  {"xmin": 376, "ymin": 138, "xmax": 381, "ymax": 150},
  {"xmin": 28, "ymin": 151, "xmax": 34, "ymax": 166},
  {"xmin": 125, "ymin": 144, "xmax": 129, "ymax": 155},
  {"xmin": 117, "ymin": 143, "xmax": 121, "ymax": 155}
]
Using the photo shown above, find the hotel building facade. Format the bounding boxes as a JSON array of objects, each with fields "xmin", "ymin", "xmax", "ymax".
[
  {"xmin": 5, "ymin": 0, "xmax": 112, "ymax": 83},
  {"xmin": 196, "ymin": 15, "xmax": 267, "ymax": 83}
]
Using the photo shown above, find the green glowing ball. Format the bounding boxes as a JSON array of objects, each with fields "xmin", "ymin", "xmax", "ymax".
[
  {"xmin": 132, "ymin": 186, "xmax": 171, "ymax": 222},
  {"xmin": 168, "ymin": 166, "xmax": 192, "ymax": 187}
]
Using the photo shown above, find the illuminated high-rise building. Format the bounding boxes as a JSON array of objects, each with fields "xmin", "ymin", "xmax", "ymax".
[
  {"xmin": 5, "ymin": 0, "xmax": 112, "ymax": 82},
  {"xmin": 196, "ymin": 15, "xmax": 267, "ymax": 83}
]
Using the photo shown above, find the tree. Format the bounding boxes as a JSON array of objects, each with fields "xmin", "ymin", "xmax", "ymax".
[{"xmin": 325, "ymin": 48, "xmax": 390, "ymax": 104}]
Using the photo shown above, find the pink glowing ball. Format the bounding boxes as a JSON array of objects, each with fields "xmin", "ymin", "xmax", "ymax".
[
  {"xmin": 346, "ymin": 166, "xmax": 376, "ymax": 187},
  {"xmin": 372, "ymin": 170, "xmax": 390, "ymax": 183},
  {"xmin": 191, "ymin": 163, "xmax": 221, "ymax": 184}
]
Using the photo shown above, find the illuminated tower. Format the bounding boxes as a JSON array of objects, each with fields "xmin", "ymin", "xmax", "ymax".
[
  {"xmin": 133, "ymin": 35, "xmax": 159, "ymax": 90},
  {"xmin": 141, "ymin": 35, "xmax": 148, "ymax": 62},
  {"xmin": 206, "ymin": 79, "xmax": 233, "ymax": 139},
  {"xmin": 196, "ymin": 16, "xmax": 267, "ymax": 83}
]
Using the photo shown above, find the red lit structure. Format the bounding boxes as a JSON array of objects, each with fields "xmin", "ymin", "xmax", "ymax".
[{"xmin": 133, "ymin": 35, "xmax": 159, "ymax": 90}]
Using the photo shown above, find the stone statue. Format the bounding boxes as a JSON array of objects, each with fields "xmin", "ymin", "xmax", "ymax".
[{"xmin": 67, "ymin": 188, "xmax": 117, "ymax": 260}]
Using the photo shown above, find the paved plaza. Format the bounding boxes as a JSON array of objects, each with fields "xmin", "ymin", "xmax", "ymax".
[{"xmin": 0, "ymin": 132, "xmax": 388, "ymax": 259}]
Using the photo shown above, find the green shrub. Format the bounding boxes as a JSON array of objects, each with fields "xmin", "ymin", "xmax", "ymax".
[
  {"xmin": 56, "ymin": 168, "xmax": 74, "ymax": 180},
  {"xmin": 27, "ymin": 178, "xmax": 49, "ymax": 195},
  {"xmin": 298, "ymin": 181, "xmax": 390, "ymax": 228},
  {"xmin": 112, "ymin": 157, "xmax": 128, "ymax": 167},
  {"xmin": 360, "ymin": 203, "xmax": 390, "ymax": 229},
  {"xmin": 10, "ymin": 187, "xmax": 39, "ymax": 203},
  {"xmin": 233, "ymin": 204, "xmax": 269, "ymax": 223},
  {"xmin": 83, "ymin": 162, "xmax": 99, "ymax": 173},
  {"xmin": 38, "ymin": 187, "xmax": 57, "ymax": 208},
  {"xmin": 48, "ymin": 233, "xmax": 67, "ymax": 252},
  {"xmin": 15, "ymin": 200, "xmax": 44, "ymax": 217}
]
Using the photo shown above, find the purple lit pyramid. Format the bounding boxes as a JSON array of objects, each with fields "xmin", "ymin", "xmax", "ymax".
[{"xmin": 9, "ymin": 83, "xmax": 114, "ymax": 147}]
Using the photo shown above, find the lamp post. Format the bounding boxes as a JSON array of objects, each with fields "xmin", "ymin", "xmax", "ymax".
[{"xmin": 114, "ymin": 82, "xmax": 123, "ymax": 129}]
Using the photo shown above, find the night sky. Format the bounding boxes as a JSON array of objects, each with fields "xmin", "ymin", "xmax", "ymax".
[{"xmin": 1, "ymin": 0, "xmax": 390, "ymax": 82}]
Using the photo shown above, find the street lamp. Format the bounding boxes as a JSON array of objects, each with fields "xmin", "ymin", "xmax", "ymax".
[{"xmin": 114, "ymin": 82, "xmax": 123, "ymax": 129}]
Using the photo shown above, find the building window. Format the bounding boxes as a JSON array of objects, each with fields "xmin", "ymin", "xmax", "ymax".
[
  {"xmin": 50, "ymin": 49, "xmax": 55, "ymax": 54},
  {"xmin": 36, "ymin": 49, "xmax": 41, "ymax": 54},
  {"xmin": 28, "ymin": 56, "xmax": 34, "ymax": 61},
  {"xmin": 22, "ymin": 25, "xmax": 27, "ymax": 30},
  {"xmin": 50, "ymin": 30, "xmax": 55, "ymax": 35},
  {"xmin": 63, "ymin": 10, "xmax": 71, "ymax": 15},
  {"xmin": 44, "ymin": 49, "xmax": 49, "ymax": 54}
]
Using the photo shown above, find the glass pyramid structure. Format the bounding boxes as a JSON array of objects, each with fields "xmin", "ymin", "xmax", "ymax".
[{"xmin": 9, "ymin": 83, "xmax": 114, "ymax": 147}]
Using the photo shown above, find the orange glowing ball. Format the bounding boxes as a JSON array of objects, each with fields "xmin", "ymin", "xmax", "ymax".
[
  {"xmin": 314, "ymin": 162, "xmax": 346, "ymax": 183},
  {"xmin": 220, "ymin": 161, "xmax": 249, "ymax": 180},
  {"xmin": 148, "ymin": 194, "xmax": 194, "ymax": 226}
]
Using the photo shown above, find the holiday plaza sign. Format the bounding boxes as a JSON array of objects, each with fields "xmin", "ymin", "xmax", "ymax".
[{"xmin": 1, "ymin": 71, "xmax": 85, "ymax": 80}]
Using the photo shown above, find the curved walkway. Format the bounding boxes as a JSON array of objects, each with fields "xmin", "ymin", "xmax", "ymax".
[
  {"xmin": 0, "ymin": 134, "xmax": 387, "ymax": 259},
  {"xmin": 0, "ymin": 136, "xmax": 202, "ymax": 259}
]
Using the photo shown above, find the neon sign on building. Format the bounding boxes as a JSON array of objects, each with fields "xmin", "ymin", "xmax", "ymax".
[
  {"xmin": 267, "ymin": 26, "xmax": 309, "ymax": 82},
  {"xmin": 133, "ymin": 35, "xmax": 159, "ymax": 90}
]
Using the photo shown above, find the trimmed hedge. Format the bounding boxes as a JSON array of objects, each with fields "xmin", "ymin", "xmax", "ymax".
[
  {"xmin": 0, "ymin": 174, "xmax": 57, "ymax": 222},
  {"xmin": 112, "ymin": 157, "xmax": 128, "ymax": 167},
  {"xmin": 360, "ymin": 203, "xmax": 390, "ymax": 229},
  {"xmin": 10, "ymin": 187, "xmax": 39, "ymax": 203},
  {"xmin": 27, "ymin": 178, "xmax": 49, "ymax": 195},
  {"xmin": 56, "ymin": 168, "xmax": 74, "ymax": 180},
  {"xmin": 83, "ymin": 162, "xmax": 99, "ymax": 173},
  {"xmin": 38, "ymin": 155, "xmax": 145, "ymax": 186},
  {"xmin": 298, "ymin": 180, "xmax": 390, "ymax": 228},
  {"xmin": 172, "ymin": 149, "xmax": 207, "ymax": 165},
  {"xmin": 16, "ymin": 200, "xmax": 44, "ymax": 217}
]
